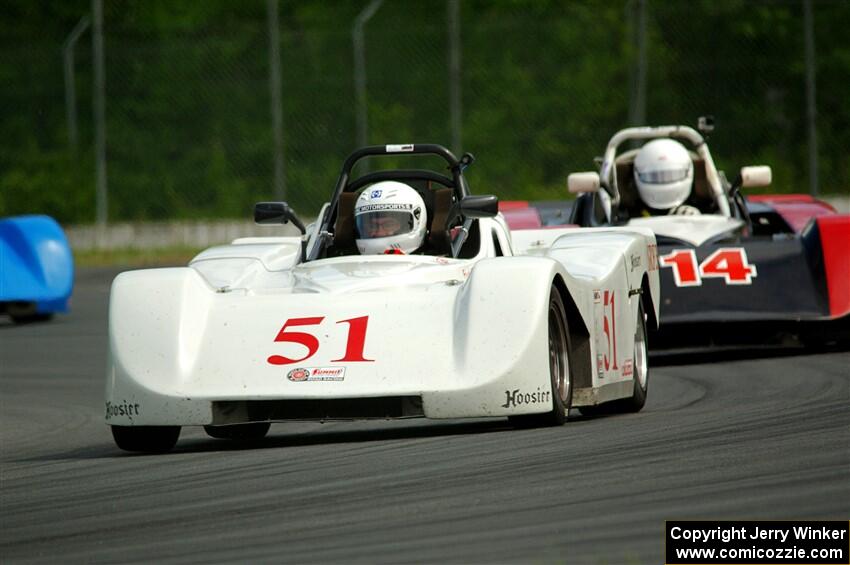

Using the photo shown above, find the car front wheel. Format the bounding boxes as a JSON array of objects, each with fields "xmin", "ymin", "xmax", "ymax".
[
  {"xmin": 111, "ymin": 425, "xmax": 180, "ymax": 453},
  {"xmin": 509, "ymin": 287, "xmax": 572, "ymax": 427}
]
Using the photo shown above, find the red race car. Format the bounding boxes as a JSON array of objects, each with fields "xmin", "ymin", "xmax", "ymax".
[{"xmin": 502, "ymin": 123, "xmax": 849, "ymax": 350}]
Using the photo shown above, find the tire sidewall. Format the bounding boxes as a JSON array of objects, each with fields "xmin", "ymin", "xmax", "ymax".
[{"xmin": 548, "ymin": 289, "xmax": 571, "ymax": 424}]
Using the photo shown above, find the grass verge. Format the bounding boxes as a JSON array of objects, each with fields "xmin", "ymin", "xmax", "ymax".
[{"xmin": 74, "ymin": 246, "xmax": 205, "ymax": 268}]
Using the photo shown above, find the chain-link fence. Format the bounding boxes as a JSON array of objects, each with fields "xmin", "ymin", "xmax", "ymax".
[{"xmin": 1, "ymin": 0, "xmax": 847, "ymax": 225}]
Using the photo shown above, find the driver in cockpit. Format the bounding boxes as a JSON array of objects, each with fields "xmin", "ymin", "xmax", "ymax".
[
  {"xmin": 633, "ymin": 138, "xmax": 701, "ymax": 216},
  {"xmin": 354, "ymin": 181, "xmax": 428, "ymax": 255}
]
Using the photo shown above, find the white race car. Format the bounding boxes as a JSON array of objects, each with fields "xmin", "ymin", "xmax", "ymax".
[{"xmin": 105, "ymin": 144, "xmax": 661, "ymax": 452}]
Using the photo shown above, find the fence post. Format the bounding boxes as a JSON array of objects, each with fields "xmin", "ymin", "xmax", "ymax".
[
  {"xmin": 267, "ymin": 0, "xmax": 286, "ymax": 200},
  {"xmin": 63, "ymin": 16, "xmax": 90, "ymax": 151},
  {"xmin": 448, "ymin": 0, "xmax": 462, "ymax": 155},
  {"xmin": 628, "ymin": 0, "xmax": 648, "ymax": 127},
  {"xmin": 353, "ymin": 0, "xmax": 384, "ymax": 159},
  {"xmin": 92, "ymin": 0, "xmax": 108, "ymax": 233},
  {"xmin": 803, "ymin": 0, "xmax": 819, "ymax": 196}
]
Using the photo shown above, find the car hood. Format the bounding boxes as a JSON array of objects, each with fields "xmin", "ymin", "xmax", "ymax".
[
  {"xmin": 627, "ymin": 215, "xmax": 744, "ymax": 246},
  {"xmin": 190, "ymin": 243, "xmax": 472, "ymax": 295},
  {"xmin": 291, "ymin": 256, "xmax": 471, "ymax": 294}
]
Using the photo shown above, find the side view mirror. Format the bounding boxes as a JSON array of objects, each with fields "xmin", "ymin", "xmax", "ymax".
[
  {"xmin": 568, "ymin": 172, "xmax": 601, "ymax": 194},
  {"xmin": 459, "ymin": 194, "xmax": 499, "ymax": 218},
  {"xmin": 254, "ymin": 201, "xmax": 306, "ymax": 234},
  {"xmin": 740, "ymin": 166, "xmax": 772, "ymax": 188}
]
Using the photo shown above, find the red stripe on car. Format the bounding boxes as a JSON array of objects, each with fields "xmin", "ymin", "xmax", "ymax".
[{"xmin": 817, "ymin": 215, "xmax": 850, "ymax": 317}]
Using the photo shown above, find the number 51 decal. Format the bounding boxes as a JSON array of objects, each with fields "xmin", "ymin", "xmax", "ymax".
[
  {"xmin": 660, "ymin": 248, "xmax": 757, "ymax": 286},
  {"xmin": 593, "ymin": 289, "xmax": 618, "ymax": 376},
  {"xmin": 267, "ymin": 316, "xmax": 374, "ymax": 365}
]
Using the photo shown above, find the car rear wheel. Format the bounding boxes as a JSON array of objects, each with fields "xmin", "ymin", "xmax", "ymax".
[
  {"xmin": 111, "ymin": 425, "xmax": 180, "ymax": 453},
  {"xmin": 509, "ymin": 287, "xmax": 572, "ymax": 427},
  {"xmin": 204, "ymin": 422, "xmax": 271, "ymax": 440},
  {"xmin": 620, "ymin": 300, "xmax": 649, "ymax": 412}
]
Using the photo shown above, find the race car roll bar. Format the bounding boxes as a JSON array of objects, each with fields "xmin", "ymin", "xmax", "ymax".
[
  {"xmin": 600, "ymin": 126, "xmax": 731, "ymax": 217},
  {"xmin": 307, "ymin": 143, "xmax": 475, "ymax": 261}
]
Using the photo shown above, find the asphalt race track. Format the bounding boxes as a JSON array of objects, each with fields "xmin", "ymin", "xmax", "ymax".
[{"xmin": 1, "ymin": 268, "xmax": 848, "ymax": 564}]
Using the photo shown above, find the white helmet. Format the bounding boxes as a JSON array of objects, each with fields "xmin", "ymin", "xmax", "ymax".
[
  {"xmin": 633, "ymin": 139, "xmax": 694, "ymax": 210},
  {"xmin": 354, "ymin": 181, "xmax": 427, "ymax": 255}
]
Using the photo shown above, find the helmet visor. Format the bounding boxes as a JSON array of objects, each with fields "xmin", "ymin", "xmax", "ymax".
[
  {"xmin": 636, "ymin": 167, "xmax": 691, "ymax": 184},
  {"xmin": 355, "ymin": 211, "xmax": 414, "ymax": 239}
]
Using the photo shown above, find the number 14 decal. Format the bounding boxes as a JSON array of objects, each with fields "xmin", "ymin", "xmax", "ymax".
[{"xmin": 660, "ymin": 248, "xmax": 757, "ymax": 287}]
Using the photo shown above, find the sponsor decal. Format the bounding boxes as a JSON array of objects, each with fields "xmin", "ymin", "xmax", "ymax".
[
  {"xmin": 105, "ymin": 401, "xmax": 140, "ymax": 419},
  {"xmin": 386, "ymin": 143, "xmax": 414, "ymax": 152},
  {"xmin": 287, "ymin": 367, "xmax": 311, "ymax": 382},
  {"xmin": 622, "ymin": 358, "xmax": 633, "ymax": 378},
  {"xmin": 630, "ymin": 254, "xmax": 641, "ymax": 271},
  {"xmin": 370, "ymin": 189, "xmax": 382, "ymax": 199},
  {"xmin": 593, "ymin": 289, "xmax": 602, "ymax": 304},
  {"xmin": 501, "ymin": 387, "xmax": 551, "ymax": 408},
  {"xmin": 647, "ymin": 243, "xmax": 658, "ymax": 271},
  {"xmin": 356, "ymin": 203, "xmax": 414, "ymax": 212},
  {"xmin": 287, "ymin": 367, "xmax": 346, "ymax": 382},
  {"xmin": 596, "ymin": 353, "xmax": 605, "ymax": 378}
]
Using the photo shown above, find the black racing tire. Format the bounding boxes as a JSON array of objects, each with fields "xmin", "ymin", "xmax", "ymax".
[
  {"xmin": 204, "ymin": 422, "xmax": 271, "ymax": 440},
  {"xmin": 619, "ymin": 300, "xmax": 649, "ymax": 412},
  {"xmin": 509, "ymin": 287, "xmax": 572, "ymax": 428},
  {"xmin": 579, "ymin": 300, "xmax": 649, "ymax": 416},
  {"xmin": 111, "ymin": 425, "xmax": 181, "ymax": 453},
  {"xmin": 11, "ymin": 313, "xmax": 54, "ymax": 324}
]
